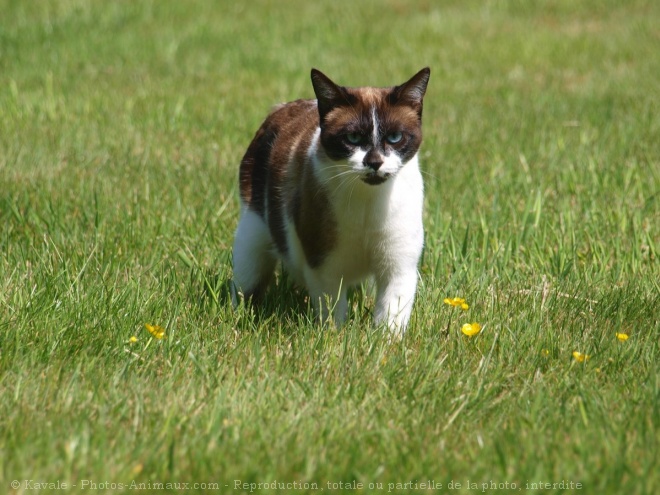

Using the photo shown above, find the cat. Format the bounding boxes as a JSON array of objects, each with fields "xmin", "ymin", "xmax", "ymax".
[{"xmin": 232, "ymin": 67, "xmax": 430, "ymax": 336}]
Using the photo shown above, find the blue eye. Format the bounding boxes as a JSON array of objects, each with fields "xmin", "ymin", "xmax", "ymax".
[
  {"xmin": 386, "ymin": 132, "xmax": 403, "ymax": 144},
  {"xmin": 346, "ymin": 133, "xmax": 363, "ymax": 145}
]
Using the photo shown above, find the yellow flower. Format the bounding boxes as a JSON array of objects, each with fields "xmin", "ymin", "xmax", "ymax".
[
  {"xmin": 572, "ymin": 351, "xmax": 590, "ymax": 363},
  {"xmin": 615, "ymin": 333, "xmax": 629, "ymax": 342},
  {"xmin": 144, "ymin": 323, "xmax": 165, "ymax": 339},
  {"xmin": 541, "ymin": 349, "xmax": 550, "ymax": 357},
  {"xmin": 444, "ymin": 297, "xmax": 469, "ymax": 310},
  {"xmin": 128, "ymin": 336, "xmax": 138, "ymax": 343},
  {"xmin": 461, "ymin": 322, "xmax": 482, "ymax": 337}
]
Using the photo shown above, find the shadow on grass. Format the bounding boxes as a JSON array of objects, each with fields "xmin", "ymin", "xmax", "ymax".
[
  {"xmin": 178, "ymin": 249, "xmax": 373, "ymax": 335},
  {"xmin": 187, "ymin": 265, "xmax": 317, "ymax": 334},
  {"xmin": 190, "ymin": 265, "xmax": 376, "ymax": 337}
]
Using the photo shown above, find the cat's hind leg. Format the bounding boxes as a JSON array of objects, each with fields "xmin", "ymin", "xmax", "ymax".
[{"xmin": 231, "ymin": 208, "xmax": 276, "ymax": 305}]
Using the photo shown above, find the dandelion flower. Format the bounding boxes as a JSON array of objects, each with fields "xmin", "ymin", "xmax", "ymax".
[
  {"xmin": 461, "ymin": 322, "xmax": 482, "ymax": 337},
  {"xmin": 572, "ymin": 351, "xmax": 590, "ymax": 363},
  {"xmin": 444, "ymin": 297, "xmax": 469, "ymax": 310},
  {"xmin": 144, "ymin": 323, "xmax": 165, "ymax": 339},
  {"xmin": 615, "ymin": 333, "xmax": 629, "ymax": 342},
  {"xmin": 128, "ymin": 336, "xmax": 138, "ymax": 343}
]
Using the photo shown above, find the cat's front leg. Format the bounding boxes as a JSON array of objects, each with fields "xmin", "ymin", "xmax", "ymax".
[
  {"xmin": 374, "ymin": 270, "xmax": 418, "ymax": 337},
  {"xmin": 305, "ymin": 269, "xmax": 348, "ymax": 327}
]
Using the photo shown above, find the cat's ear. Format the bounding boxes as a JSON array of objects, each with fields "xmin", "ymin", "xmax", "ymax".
[
  {"xmin": 390, "ymin": 67, "xmax": 431, "ymax": 114},
  {"xmin": 311, "ymin": 69, "xmax": 352, "ymax": 122}
]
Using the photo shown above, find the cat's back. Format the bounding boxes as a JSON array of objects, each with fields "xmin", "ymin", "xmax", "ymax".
[{"xmin": 239, "ymin": 99, "xmax": 319, "ymax": 210}]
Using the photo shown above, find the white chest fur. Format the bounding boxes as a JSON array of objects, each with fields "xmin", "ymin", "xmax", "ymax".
[
  {"xmin": 319, "ymin": 154, "xmax": 424, "ymax": 282},
  {"xmin": 282, "ymin": 135, "xmax": 424, "ymax": 334}
]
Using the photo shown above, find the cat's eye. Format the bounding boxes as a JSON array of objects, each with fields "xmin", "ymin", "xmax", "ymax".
[
  {"xmin": 346, "ymin": 133, "xmax": 363, "ymax": 145},
  {"xmin": 385, "ymin": 132, "xmax": 403, "ymax": 144}
]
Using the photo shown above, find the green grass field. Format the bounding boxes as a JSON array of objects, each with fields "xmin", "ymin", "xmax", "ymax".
[{"xmin": 1, "ymin": 1, "xmax": 658, "ymax": 494}]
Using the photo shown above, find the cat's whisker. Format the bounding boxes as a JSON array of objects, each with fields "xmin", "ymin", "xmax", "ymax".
[
  {"xmin": 420, "ymin": 169, "xmax": 439, "ymax": 181},
  {"xmin": 327, "ymin": 171, "xmax": 359, "ymax": 199},
  {"xmin": 319, "ymin": 165, "xmax": 351, "ymax": 177},
  {"xmin": 345, "ymin": 174, "xmax": 361, "ymax": 210},
  {"xmin": 319, "ymin": 168, "xmax": 358, "ymax": 188},
  {"xmin": 316, "ymin": 164, "xmax": 350, "ymax": 178}
]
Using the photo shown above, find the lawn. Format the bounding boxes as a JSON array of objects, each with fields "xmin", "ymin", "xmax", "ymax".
[{"xmin": 1, "ymin": 0, "xmax": 658, "ymax": 494}]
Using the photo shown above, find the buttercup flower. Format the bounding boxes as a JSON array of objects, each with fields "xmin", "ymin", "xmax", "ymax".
[
  {"xmin": 444, "ymin": 297, "xmax": 469, "ymax": 310},
  {"xmin": 144, "ymin": 323, "xmax": 165, "ymax": 339},
  {"xmin": 128, "ymin": 336, "xmax": 138, "ymax": 343},
  {"xmin": 615, "ymin": 333, "xmax": 629, "ymax": 342},
  {"xmin": 541, "ymin": 349, "xmax": 550, "ymax": 357},
  {"xmin": 461, "ymin": 322, "xmax": 482, "ymax": 337},
  {"xmin": 572, "ymin": 351, "xmax": 590, "ymax": 363}
]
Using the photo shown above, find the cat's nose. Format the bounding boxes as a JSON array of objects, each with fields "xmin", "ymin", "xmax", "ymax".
[{"xmin": 363, "ymin": 151, "xmax": 384, "ymax": 171}]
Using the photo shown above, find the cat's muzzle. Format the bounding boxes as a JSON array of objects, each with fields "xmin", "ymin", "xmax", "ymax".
[{"xmin": 362, "ymin": 173, "xmax": 390, "ymax": 185}]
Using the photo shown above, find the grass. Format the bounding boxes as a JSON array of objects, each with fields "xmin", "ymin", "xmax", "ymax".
[{"xmin": 1, "ymin": 0, "xmax": 658, "ymax": 493}]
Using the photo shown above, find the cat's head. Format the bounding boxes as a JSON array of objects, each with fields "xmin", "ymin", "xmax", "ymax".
[{"xmin": 311, "ymin": 67, "xmax": 430, "ymax": 186}]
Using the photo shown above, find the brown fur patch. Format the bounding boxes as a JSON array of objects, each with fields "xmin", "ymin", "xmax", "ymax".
[
  {"xmin": 290, "ymin": 178, "xmax": 337, "ymax": 268},
  {"xmin": 239, "ymin": 99, "xmax": 337, "ymax": 263}
]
